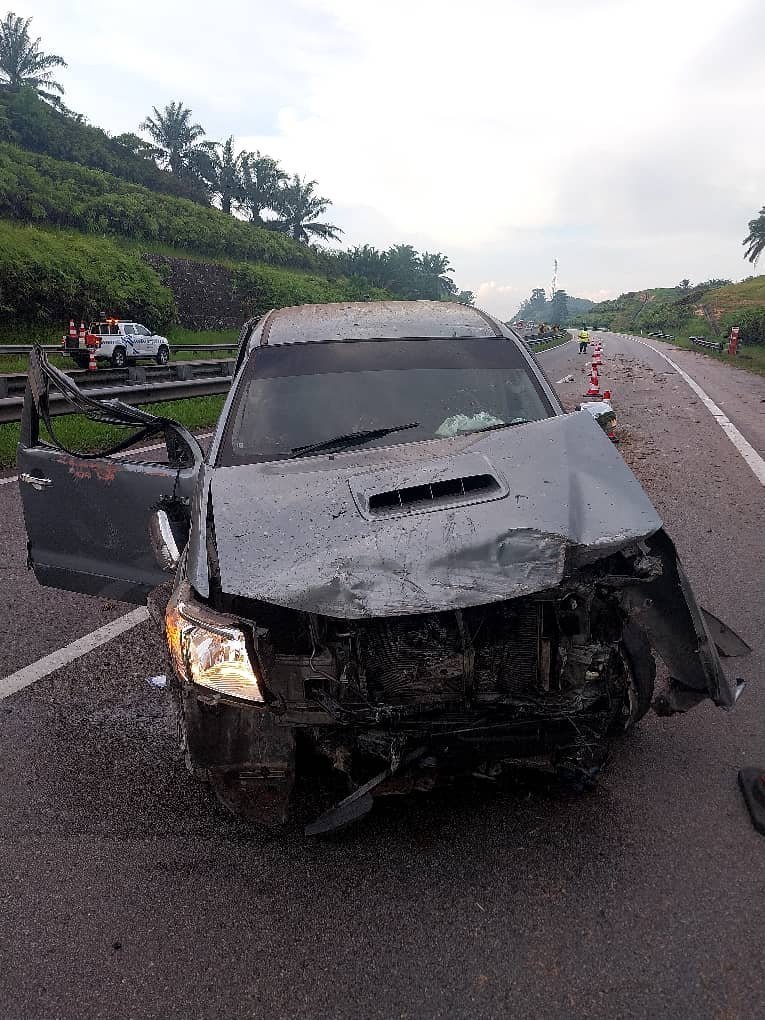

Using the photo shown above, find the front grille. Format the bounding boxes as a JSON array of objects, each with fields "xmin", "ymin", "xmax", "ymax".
[
  {"xmin": 472, "ymin": 602, "xmax": 540, "ymax": 699},
  {"xmin": 359, "ymin": 612, "xmax": 467, "ymax": 704},
  {"xmin": 353, "ymin": 602, "xmax": 541, "ymax": 705}
]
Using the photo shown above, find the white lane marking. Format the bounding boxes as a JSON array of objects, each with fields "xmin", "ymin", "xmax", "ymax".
[
  {"xmin": 0, "ymin": 607, "xmax": 149, "ymax": 700},
  {"xmin": 621, "ymin": 336, "xmax": 765, "ymax": 487},
  {"xmin": 0, "ymin": 430, "xmax": 215, "ymax": 489}
]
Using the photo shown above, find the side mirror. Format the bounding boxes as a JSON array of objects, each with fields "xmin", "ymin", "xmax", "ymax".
[{"xmin": 149, "ymin": 509, "xmax": 181, "ymax": 571}]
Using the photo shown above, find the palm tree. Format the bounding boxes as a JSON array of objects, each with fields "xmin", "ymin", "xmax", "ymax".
[
  {"xmin": 273, "ymin": 174, "xmax": 342, "ymax": 243},
  {"xmin": 420, "ymin": 251, "xmax": 456, "ymax": 297},
  {"xmin": 239, "ymin": 151, "xmax": 288, "ymax": 224},
  {"xmin": 743, "ymin": 207, "xmax": 765, "ymax": 266},
  {"xmin": 381, "ymin": 244, "xmax": 425, "ymax": 298},
  {"xmin": 210, "ymin": 136, "xmax": 245, "ymax": 215},
  {"xmin": 0, "ymin": 12, "xmax": 67, "ymax": 107},
  {"xmin": 139, "ymin": 101, "xmax": 216, "ymax": 182}
]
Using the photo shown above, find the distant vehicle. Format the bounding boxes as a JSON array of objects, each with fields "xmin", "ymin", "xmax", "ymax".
[{"xmin": 61, "ymin": 319, "xmax": 170, "ymax": 369}]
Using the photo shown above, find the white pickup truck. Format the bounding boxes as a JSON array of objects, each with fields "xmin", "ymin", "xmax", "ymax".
[{"xmin": 61, "ymin": 319, "xmax": 171, "ymax": 368}]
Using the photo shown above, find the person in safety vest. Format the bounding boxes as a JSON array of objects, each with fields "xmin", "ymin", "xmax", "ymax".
[{"xmin": 578, "ymin": 328, "xmax": 590, "ymax": 354}]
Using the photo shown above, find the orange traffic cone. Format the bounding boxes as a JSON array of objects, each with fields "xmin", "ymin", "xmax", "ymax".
[
  {"xmin": 87, "ymin": 347, "xmax": 97, "ymax": 372},
  {"xmin": 68, "ymin": 319, "xmax": 77, "ymax": 340},
  {"xmin": 586, "ymin": 365, "xmax": 600, "ymax": 396},
  {"xmin": 592, "ymin": 348, "xmax": 602, "ymax": 366}
]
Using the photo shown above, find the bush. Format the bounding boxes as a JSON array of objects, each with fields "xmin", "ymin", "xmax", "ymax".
[
  {"xmin": 232, "ymin": 264, "xmax": 390, "ymax": 316},
  {"xmin": 0, "ymin": 220, "xmax": 175, "ymax": 329},
  {"xmin": 0, "ymin": 143, "xmax": 322, "ymax": 270},
  {"xmin": 720, "ymin": 307, "xmax": 765, "ymax": 344}
]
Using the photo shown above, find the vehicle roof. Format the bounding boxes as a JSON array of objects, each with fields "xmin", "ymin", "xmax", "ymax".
[{"xmin": 257, "ymin": 300, "xmax": 505, "ymax": 346}]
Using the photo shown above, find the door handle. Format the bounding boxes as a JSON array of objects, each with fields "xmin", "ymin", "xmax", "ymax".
[{"xmin": 20, "ymin": 473, "xmax": 53, "ymax": 490}]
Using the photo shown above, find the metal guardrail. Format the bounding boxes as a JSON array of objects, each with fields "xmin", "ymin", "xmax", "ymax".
[
  {"xmin": 0, "ymin": 358, "xmax": 235, "ymax": 399},
  {"xmin": 0, "ymin": 359, "xmax": 235, "ymax": 424},
  {"xmin": 689, "ymin": 336, "xmax": 725, "ymax": 352},
  {"xmin": 0, "ymin": 342, "xmax": 238, "ymax": 356},
  {"xmin": 525, "ymin": 331, "xmax": 569, "ymax": 347}
]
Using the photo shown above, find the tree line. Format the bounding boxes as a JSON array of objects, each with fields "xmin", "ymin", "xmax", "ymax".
[{"xmin": 0, "ymin": 11, "xmax": 474, "ymax": 304}]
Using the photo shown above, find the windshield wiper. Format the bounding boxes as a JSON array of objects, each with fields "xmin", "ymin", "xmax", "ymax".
[
  {"xmin": 290, "ymin": 422, "xmax": 420, "ymax": 457},
  {"xmin": 469, "ymin": 418, "xmax": 530, "ymax": 435}
]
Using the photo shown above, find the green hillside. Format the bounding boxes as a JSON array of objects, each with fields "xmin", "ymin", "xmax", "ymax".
[
  {"xmin": 0, "ymin": 144, "xmax": 393, "ymax": 333},
  {"xmin": 0, "ymin": 89, "xmax": 206, "ymax": 203},
  {"xmin": 582, "ymin": 277, "xmax": 765, "ymax": 344},
  {"xmin": 0, "ymin": 219, "xmax": 390, "ymax": 332},
  {"xmin": 0, "ymin": 143, "xmax": 320, "ymax": 270}
]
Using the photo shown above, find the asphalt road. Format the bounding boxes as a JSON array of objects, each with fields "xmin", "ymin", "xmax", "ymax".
[{"xmin": 1, "ymin": 332, "xmax": 764, "ymax": 1019}]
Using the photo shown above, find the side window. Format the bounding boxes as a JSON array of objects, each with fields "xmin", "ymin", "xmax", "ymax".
[
  {"xmin": 138, "ymin": 325, "xmax": 151, "ymax": 336},
  {"xmin": 123, "ymin": 324, "xmax": 136, "ymax": 335}
]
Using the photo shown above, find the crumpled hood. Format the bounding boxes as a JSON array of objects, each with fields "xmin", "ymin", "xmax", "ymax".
[{"xmin": 207, "ymin": 410, "xmax": 662, "ymax": 618}]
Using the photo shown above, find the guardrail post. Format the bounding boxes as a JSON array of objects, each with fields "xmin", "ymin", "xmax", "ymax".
[
  {"xmin": 175, "ymin": 363, "xmax": 193, "ymax": 380},
  {"xmin": 127, "ymin": 366, "xmax": 146, "ymax": 384},
  {"xmin": 0, "ymin": 378, "xmax": 7, "ymax": 398}
]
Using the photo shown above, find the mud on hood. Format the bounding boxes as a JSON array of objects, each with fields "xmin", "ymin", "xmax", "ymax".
[{"xmin": 205, "ymin": 410, "xmax": 662, "ymax": 618}]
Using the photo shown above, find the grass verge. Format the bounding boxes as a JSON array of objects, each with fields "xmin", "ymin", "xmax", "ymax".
[
  {"xmin": 0, "ymin": 393, "xmax": 226, "ymax": 469},
  {"xmin": 655, "ymin": 335, "xmax": 765, "ymax": 379}
]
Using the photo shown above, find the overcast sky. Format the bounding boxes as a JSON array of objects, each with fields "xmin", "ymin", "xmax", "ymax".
[{"xmin": 30, "ymin": 0, "xmax": 765, "ymax": 318}]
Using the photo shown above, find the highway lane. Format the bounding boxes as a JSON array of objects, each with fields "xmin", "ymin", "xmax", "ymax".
[{"xmin": 1, "ymin": 336, "xmax": 764, "ymax": 1019}]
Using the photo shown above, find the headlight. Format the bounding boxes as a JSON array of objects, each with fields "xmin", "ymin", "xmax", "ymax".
[{"xmin": 165, "ymin": 588, "xmax": 264, "ymax": 703}]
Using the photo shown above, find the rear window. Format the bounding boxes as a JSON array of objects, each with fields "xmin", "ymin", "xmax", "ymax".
[{"xmin": 219, "ymin": 336, "xmax": 554, "ymax": 466}]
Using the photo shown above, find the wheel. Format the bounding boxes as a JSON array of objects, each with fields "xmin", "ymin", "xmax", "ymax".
[
  {"xmin": 111, "ymin": 347, "xmax": 127, "ymax": 368},
  {"xmin": 155, "ymin": 344, "xmax": 170, "ymax": 366},
  {"xmin": 619, "ymin": 622, "xmax": 656, "ymax": 728},
  {"xmin": 72, "ymin": 353, "xmax": 89, "ymax": 369}
]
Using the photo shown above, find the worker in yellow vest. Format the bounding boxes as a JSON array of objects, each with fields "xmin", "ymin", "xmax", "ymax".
[{"xmin": 578, "ymin": 328, "xmax": 590, "ymax": 355}]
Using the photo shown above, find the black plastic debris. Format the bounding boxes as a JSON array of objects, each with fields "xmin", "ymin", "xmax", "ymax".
[{"xmin": 738, "ymin": 767, "xmax": 765, "ymax": 835}]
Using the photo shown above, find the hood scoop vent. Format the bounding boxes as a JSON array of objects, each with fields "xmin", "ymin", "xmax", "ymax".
[{"xmin": 367, "ymin": 473, "xmax": 501, "ymax": 517}]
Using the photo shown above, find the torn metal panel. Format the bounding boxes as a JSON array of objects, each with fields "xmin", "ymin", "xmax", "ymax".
[
  {"xmin": 700, "ymin": 607, "xmax": 752, "ymax": 658},
  {"xmin": 22, "ymin": 345, "xmax": 200, "ymax": 463},
  {"xmin": 209, "ymin": 410, "xmax": 662, "ymax": 617},
  {"xmin": 619, "ymin": 529, "xmax": 739, "ymax": 711}
]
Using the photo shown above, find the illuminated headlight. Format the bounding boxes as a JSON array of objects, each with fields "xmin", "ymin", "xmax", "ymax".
[{"xmin": 165, "ymin": 587, "xmax": 264, "ymax": 703}]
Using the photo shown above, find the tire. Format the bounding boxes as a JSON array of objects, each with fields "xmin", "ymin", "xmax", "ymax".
[
  {"xmin": 619, "ymin": 622, "xmax": 656, "ymax": 728},
  {"xmin": 155, "ymin": 344, "xmax": 170, "ymax": 366},
  {"xmin": 111, "ymin": 347, "xmax": 127, "ymax": 368}
]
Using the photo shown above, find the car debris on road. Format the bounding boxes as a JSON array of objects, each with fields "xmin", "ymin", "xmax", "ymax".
[{"xmin": 16, "ymin": 301, "xmax": 751, "ymax": 833}]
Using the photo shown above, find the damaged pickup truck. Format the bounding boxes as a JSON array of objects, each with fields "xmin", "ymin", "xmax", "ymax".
[{"xmin": 17, "ymin": 301, "xmax": 749, "ymax": 833}]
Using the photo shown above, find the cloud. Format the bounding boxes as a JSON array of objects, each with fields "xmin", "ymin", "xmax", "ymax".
[{"xmin": 30, "ymin": 0, "xmax": 765, "ymax": 319}]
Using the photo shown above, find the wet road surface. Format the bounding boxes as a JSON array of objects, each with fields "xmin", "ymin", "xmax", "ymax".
[{"xmin": 1, "ymin": 332, "xmax": 763, "ymax": 1019}]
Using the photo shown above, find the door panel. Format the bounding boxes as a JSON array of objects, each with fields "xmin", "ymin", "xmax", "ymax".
[{"xmin": 18, "ymin": 445, "xmax": 200, "ymax": 604}]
